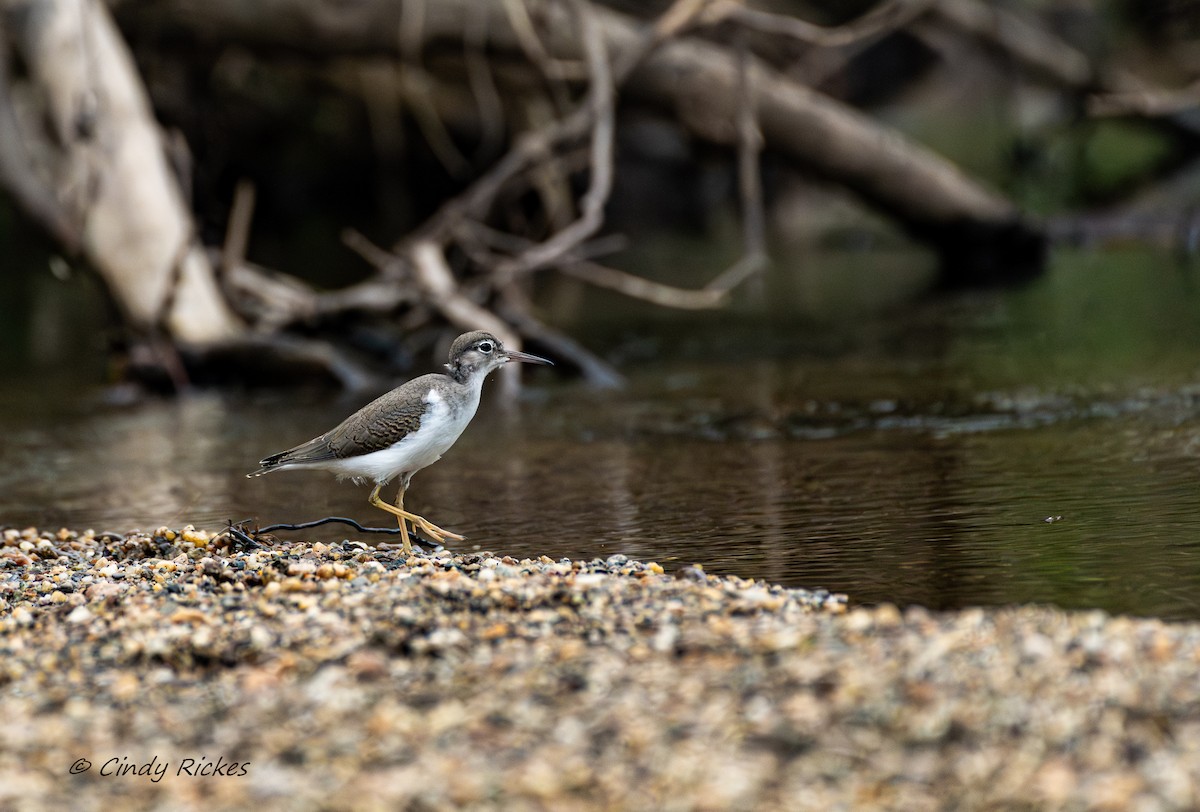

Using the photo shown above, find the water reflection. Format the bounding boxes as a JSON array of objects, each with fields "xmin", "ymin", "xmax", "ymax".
[
  {"xmin": 6, "ymin": 247, "xmax": 1200, "ymax": 620},
  {"xmin": 7, "ymin": 371, "xmax": 1200, "ymax": 620}
]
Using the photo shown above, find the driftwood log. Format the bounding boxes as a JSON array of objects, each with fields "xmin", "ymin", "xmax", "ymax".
[
  {"xmin": 6, "ymin": 0, "xmax": 1187, "ymax": 386},
  {"xmin": 0, "ymin": 0, "xmax": 241, "ymax": 344}
]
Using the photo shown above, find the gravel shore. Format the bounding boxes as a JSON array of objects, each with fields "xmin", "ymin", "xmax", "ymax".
[{"xmin": 2, "ymin": 525, "xmax": 1199, "ymax": 811}]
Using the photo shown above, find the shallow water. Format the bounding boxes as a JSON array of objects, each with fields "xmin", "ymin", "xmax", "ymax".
[{"xmin": 6, "ymin": 246, "xmax": 1200, "ymax": 619}]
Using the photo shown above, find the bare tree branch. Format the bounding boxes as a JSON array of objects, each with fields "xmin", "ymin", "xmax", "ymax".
[
  {"xmin": 924, "ymin": 0, "xmax": 1092, "ymax": 89},
  {"xmin": 3, "ymin": 0, "xmax": 1074, "ymax": 389},
  {"xmin": 502, "ymin": 0, "xmax": 586, "ymax": 84},
  {"xmin": 495, "ymin": 0, "xmax": 614, "ymax": 276},
  {"xmin": 458, "ymin": 221, "xmax": 728, "ymax": 309},
  {"xmin": 219, "ymin": 179, "xmax": 256, "ymax": 281},
  {"xmin": 463, "ymin": 6, "xmax": 507, "ymax": 161},
  {"xmin": 559, "ymin": 260, "xmax": 728, "ymax": 309},
  {"xmin": 495, "ymin": 283, "xmax": 624, "ymax": 388},
  {"xmin": 408, "ymin": 238, "xmax": 519, "ymax": 345},
  {"xmin": 723, "ymin": 0, "xmax": 936, "ymax": 49},
  {"xmin": 716, "ymin": 30, "xmax": 769, "ymax": 298},
  {"xmin": 1088, "ymin": 78, "xmax": 1200, "ymax": 119}
]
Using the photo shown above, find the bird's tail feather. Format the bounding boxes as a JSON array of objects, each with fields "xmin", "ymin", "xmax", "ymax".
[{"xmin": 246, "ymin": 438, "xmax": 334, "ymax": 478}]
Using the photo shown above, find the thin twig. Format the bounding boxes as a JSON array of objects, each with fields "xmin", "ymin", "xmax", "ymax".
[
  {"xmin": 721, "ymin": 0, "xmax": 936, "ymax": 48},
  {"xmin": 219, "ymin": 179, "xmax": 256, "ymax": 281},
  {"xmin": 705, "ymin": 253, "xmax": 768, "ymax": 294},
  {"xmin": 395, "ymin": 0, "xmax": 471, "ymax": 176},
  {"xmin": 925, "ymin": 0, "xmax": 1091, "ymax": 89},
  {"xmin": 399, "ymin": 68, "xmax": 472, "ymax": 177},
  {"xmin": 496, "ymin": 0, "xmax": 615, "ymax": 276},
  {"xmin": 714, "ymin": 31, "xmax": 768, "ymax": 296},
  {"xmin": 460, "ymin": 221, "xmax": 725, "ymax": 308},
  {"xmin": 463, "ymin": 6, "xmax": 507, "ymax": 161},
  {"xmin": 614, "ymin": 0, "xmax": 719, "ymax": 79},
  {"xmin": 222, "ymin": 260, "xmax": 317, "ymax": 328},
  {"xmin": 496, "ymin": 285, "xmax": 624, "ymax": 388},
  {"xmin": 559, "ymin": 260, "xmax": 728, "ymax": 309},
  {"xmin": 408, "ymin": 238, "xmax": 521, "ymax": 347},
  {"xmin": 343, "ymin": 228, "xmax": 409, "ymax": 279},
  {"xmin": 257, "ymin": 516, "xmax": 406, "ymax": 535},
  {"xmin": 411, "ymin": 0, "xmax": 714, "ymax": 246},
  {"xmin": 502, "ymin": 0, "xmax": 587, "ymax": 85},
  {"xmin": 1088, "ymin": 78, "xmax": 1200, "ymax": 118}
]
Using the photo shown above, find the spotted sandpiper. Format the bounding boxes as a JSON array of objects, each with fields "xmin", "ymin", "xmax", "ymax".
[{"xmin": 248, "ymin": 331, "xmax": 552, "ymax": 552}]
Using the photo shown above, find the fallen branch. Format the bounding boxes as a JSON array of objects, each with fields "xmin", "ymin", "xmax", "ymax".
[
  {"xmin": 407, "ymin": 238, "xmax": 519, "ymax": 347},
  {"xmin": 4, "ymin": 0, "xmax": 1083, "ymax": 390},
  {"xmin": 559, "ymin": 260, "xmax": 728, "ymax": 309},
  {"xmin": 2, "ymin": 0, "xmax": 243, "ymax": 344}
]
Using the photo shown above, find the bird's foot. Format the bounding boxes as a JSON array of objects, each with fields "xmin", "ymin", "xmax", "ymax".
[{"xmin": 412, "ymin": 517, "xmax": 465, "ymax": 545}]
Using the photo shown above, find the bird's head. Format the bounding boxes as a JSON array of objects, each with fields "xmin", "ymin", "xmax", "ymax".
[{"xmin": 446, "ymin": 331, "xmax": 553, "ymax": 384}]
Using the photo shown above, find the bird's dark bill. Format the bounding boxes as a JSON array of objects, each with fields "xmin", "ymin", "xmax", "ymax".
[{"xmin": 504, "ymin": 350, "xmax": 553, "ymax": 366}]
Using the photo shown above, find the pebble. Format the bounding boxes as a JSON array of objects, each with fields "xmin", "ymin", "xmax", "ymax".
[{"xmin": 1, "ymin": 526, "xmax": 1198, "ymax": 809}]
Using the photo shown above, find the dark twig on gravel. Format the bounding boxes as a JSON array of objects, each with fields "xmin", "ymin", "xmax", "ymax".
[
  {"xmin": 217, "ymin": 517, "xmax": 423, "ymax": 553},
  {"xmin": 216, "ymin": 520, "xmax": 265, "ymax": 551},
  {"xmin": 256, "ymin": 516, "xmax": 409, "ymax": 537}
]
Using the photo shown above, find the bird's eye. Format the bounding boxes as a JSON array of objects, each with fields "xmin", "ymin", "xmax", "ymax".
[{"xmin": 478, "ymin": 341, "xmax": 494, "ymax": 354}]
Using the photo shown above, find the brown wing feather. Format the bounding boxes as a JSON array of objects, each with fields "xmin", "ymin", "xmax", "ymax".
[
  {"xmin": 251, "ymin": 374, "xmax": 442, "ymax": 475},
  {"xmin": 324, "ymin": 378, "xmax": 434, "ymax": 456}
]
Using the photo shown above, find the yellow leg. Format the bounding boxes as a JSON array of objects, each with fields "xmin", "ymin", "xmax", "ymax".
[
  {"xmin": 393, "ymin": 484, "xmax": 411, "ymax": 551},
  {"xmin": 368, "ymin": 483, "xmax": 464, "ymax": 553}
]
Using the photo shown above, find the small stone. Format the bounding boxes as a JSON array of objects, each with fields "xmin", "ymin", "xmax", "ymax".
[
  {"xmin": 874, "ymin": 603, "xmax": 902, "ymax": 627},
  {"xmin": 181, "ymin": 526, "xmax": 210, "ymax": 546},
  {"xmin": 844, "ymin": 608, "xmax": 875, "ymax": 632},
  {"xmin": 65, "ymin": 605, "xmax": 91, "ymax": 624},
  {"xmin": 84, "ymin": 581, "xmax": 123, "ymax": 602}
]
